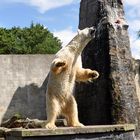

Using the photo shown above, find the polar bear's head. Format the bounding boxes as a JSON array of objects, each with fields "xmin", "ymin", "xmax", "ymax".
[
  {"xmin": 65, "ymin": 27, "xmax": 96, "ymax": 55},
  {"xmin": 78, "ymin": 27, "xmax": 96, "ymax": 38}
]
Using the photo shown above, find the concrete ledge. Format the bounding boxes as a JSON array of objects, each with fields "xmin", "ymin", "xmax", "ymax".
[
  {"xmin": 6, "ymin": 124, "xmax": 135, "ymax": 137},
  {"xmin": 0, "ymin": 127, "xmax": 8, "ymax": 137},
  {"xmin": 0, "ymin": 127, "xmax": 9, "ymax": 140}
]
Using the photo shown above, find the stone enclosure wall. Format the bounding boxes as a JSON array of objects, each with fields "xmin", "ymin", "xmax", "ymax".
[
  {"xmin": 0, "ymin": 55, "xmax": 54, "ymax": 124},
  {"xmin": 76, "ymin": 0, "xmax": 140, "ymax": 138}
]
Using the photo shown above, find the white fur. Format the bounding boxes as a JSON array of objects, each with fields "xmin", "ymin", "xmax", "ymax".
[{"xmin": 45, "ymin": 27, "xmax": 99, "ymax": 129}]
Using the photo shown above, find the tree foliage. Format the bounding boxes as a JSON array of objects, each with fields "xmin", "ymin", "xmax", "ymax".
[{"xmin": 0, "ymin": 23, "xmax": 61, "ymax": 54}]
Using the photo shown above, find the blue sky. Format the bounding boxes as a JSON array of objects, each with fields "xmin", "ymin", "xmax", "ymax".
[{"xmin": 0, "ymin": 0, "xmax": 139, "ymax": 59}]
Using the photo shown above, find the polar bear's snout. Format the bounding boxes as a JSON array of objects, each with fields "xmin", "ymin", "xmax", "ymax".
[{"xmin": 89, "ymin": 28, "xmax": 96, "ymax": 37}]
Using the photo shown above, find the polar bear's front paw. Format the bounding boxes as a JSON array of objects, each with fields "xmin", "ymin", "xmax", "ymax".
[{"xmin": 88, "ymin": 70, "xmax": 99, "ymax": 81}]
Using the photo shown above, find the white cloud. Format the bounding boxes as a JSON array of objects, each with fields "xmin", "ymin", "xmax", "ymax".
[
  {"xmin": 129, "ymin": 33, "xmax": 140, "ymax": 59},
  {"xmin": 1, "ymin": 0, "xmax": 78, "ymax": 13},
  {"xmin": 128, "ymin": 20, "xmax": 140, "ymax": 34},
  {"xmin": 130, "ymin": 39, "xmax": 140, "ymax": 59},
  {"xmin": 53, "ymin": 27, "xmax": 76, "ymax": 47},
  {"xmin": 29, "ymin": 0, "xmax": 75, "ymax": 13},
  {"xmin": 125, "ymin": 0, "xmax": 140, "ymax": 6},
  {"xmin": 126, "ymin": 7, "xmax": 140, "ymax": 20},
  {"xmin": 124, "ymin": 0, "xmax": 140, "ymax": 59}
]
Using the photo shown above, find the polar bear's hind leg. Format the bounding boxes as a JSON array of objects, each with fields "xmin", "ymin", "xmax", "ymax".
[{"xmin": 62, "ymin": 95, "xmax": 84, "ymax": 127}]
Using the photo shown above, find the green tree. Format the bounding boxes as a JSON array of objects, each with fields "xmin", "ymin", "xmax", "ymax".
[{"xmin": 0, "ymin": 23, "xmax": 61, "ymax": 54}]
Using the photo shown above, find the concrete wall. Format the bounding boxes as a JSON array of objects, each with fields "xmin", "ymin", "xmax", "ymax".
[
  {"xmin": 0, "ymin": 55, "xmax": 54, "ymax": 124},
  {"xmin": 4, "ymin": 124, "xmax": 136, "ymax": 140}
]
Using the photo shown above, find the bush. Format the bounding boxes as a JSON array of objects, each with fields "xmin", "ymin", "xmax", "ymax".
[{"xmin": 0, "ymin": 23, "xmax": 61, "ymax": 54}]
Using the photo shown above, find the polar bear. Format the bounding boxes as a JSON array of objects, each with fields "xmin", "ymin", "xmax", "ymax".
[{"xmin": 45, "ymin": 27, "xmax": 99, "ymax": 129}]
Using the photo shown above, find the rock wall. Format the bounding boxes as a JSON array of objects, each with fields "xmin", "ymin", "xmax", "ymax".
[
  {"xmin": 75, "ymin": 0, "xmax": 140, "ymax": 137},
  {"xmin": 0, "ymin": 55, "xmax": 54, "ymax": 124},
  {"xmin": 76, "ymin": 0, "xmax": 112, "ymax": 125}
]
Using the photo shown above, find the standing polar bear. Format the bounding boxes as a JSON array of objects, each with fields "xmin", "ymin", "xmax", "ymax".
[{"xmin": 46, "ymin": 27, "xmax": 99, "ymax": 129}]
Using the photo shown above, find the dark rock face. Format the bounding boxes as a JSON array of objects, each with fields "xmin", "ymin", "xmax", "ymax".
[{"xmin": 75, "ymin": 0, "xmax": 140, "ymax": 137}]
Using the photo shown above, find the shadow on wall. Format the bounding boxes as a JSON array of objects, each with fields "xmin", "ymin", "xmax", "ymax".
[{"xmin": 2, "ymin": 74, "xmax": 49, "ymax": 122}]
